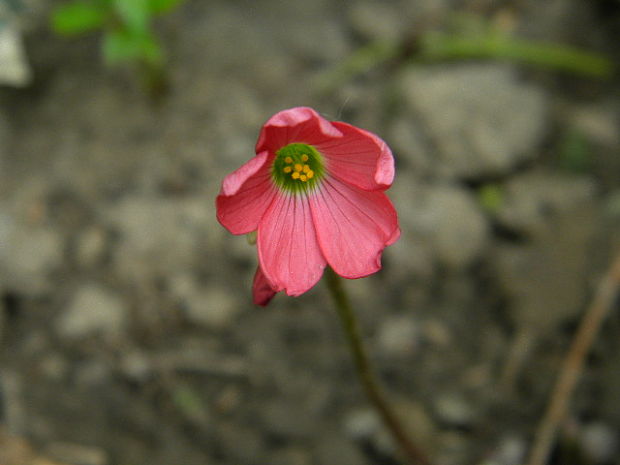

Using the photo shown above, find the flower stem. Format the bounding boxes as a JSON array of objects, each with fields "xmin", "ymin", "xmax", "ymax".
[{"xmin": 324, "ymin": 267, "xmax": 433, "ymax": 465}]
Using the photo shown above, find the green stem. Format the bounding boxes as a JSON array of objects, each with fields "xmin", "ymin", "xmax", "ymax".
[
  {"xmin": 324, "ymin": 267, "xmax": 433, "ymax": 465},
  {"xmin": 314, "ymin": 30, "xmax": 613, "ymax": 93}
]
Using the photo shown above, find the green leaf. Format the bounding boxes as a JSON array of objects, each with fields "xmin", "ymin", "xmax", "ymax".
[
  {"xmin": 102, "ymin": 29, "xmax": 163, "ymax": 66},
  {"xmin": 103, "ymin": 29, "xmax": 140, "ymax": 64},
  {"xmin": 51, "ymin": 1, "xmax": 108, "ymax": 36},
  {"xmin": 148, "ymin": 0, "xmax": 184, "ymax": 14},
  {"xmin": 113, "ymin": 0, "xmax": 150, "ymax": 33}
]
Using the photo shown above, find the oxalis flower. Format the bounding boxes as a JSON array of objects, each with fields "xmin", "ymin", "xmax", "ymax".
[{"xmin": 216, "ymin": 107, "xmax": 400, "ymax": 306}]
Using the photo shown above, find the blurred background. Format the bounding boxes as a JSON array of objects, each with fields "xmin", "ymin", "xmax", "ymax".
[{"xmin": 0, "ymin": 0, "xmax": 619, "ymax": 464}]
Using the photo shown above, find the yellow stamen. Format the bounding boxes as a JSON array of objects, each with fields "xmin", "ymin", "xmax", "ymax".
[
  {"xmin": 301, "ymin": 154, "xmax": 309, "ymax": 162},
  {"xmin": 302, "ymin": 165, "xmax": 310, "ymax": 173},
  {"xmin": 294, "ymin": 164, "xmax": 303, "ymax": 172},
  {"xmin": 284, "ymin": 157, "xmax": 293, "ymax": 164},
  {"xmin": 291, "ymin": 171, "xmax": 300, "ymax": 180},
  {"xmin": 306, "ymin": 170, "xmax": 314, "ymax": 179},
  {"xmin": 300, "ymin": 175, "xmax": 307, "ymax": 182},
  {"xmin": 283, "ymin": 166, "xmax": 292, "ymax": 173}
]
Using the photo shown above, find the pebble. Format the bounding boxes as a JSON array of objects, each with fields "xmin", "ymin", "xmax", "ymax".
[
  {"xmin": 313, "ymin": 433, "xmax": 368, "ymax": 465},
  {"xmin": 46, "ymin": 442, "xmax": 108, "ymax": 465},
  {"xmin": 495, "ymin": 171, "xmax": 596, "ymax": 236},
  {"xmin": 580, "ymin": 422, "xmax": 618, "ymax": 464},
  {"xmin": 433, "ymin": 393, "xmax": 477, "ymax": 428},
  {"xmin": 170, "ymin": 274, "xmax": 241, "ymax": 329},
  {"xmin": 56, "ymin": 284, "xmax": 128, "ymax": 340},
  {"xmin": 397, "ymin": 64, "xmax": 548, "ymax": 179},
  {"xmin": 0, "ymin": 218, "xmax": 64, "ymax": 295},
  {"xmin": 74, "ymin": 226, "xmax": 108, "ymax": 268},
  {"xmin": 376, "ymin": 314, "xmax": 420, "ymax": 357},
  {"xmin": 393, "ymin": 183, "xmax": 489, "ymax": 270}
]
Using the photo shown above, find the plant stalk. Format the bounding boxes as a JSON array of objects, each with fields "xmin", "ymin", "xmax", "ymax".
[{"xmin": 324, "ymin": 267, "xmax": 432, "ymax": 465}]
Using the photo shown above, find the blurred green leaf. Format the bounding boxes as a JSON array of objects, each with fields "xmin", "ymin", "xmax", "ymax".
[
  {"xmin": 113, "ymin": 0, "xmax": 150, "ymax": 33},
  {"xmin": 103, "ymin": 29, "xmax": 163, "ymax": 66},
  {"xmin": 148, "ymin": 0, "xmax": 184, "ymax": 14},
  {"xmin": 479, "ymin": 184, "xmax": 504, "ymax": 213},
  {"xmin": 51, "ymin": 1, "xmax": 108, "ymax": 35}
]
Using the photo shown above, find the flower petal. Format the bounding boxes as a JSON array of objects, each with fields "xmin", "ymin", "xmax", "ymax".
[
  {"xmin": 256, "ymin": 107, "xmax": 343, "ymax": 155},
  {"xmin": 257, "ymin": 192, "xmax": 327, "ymax": 296},
  {"xmin": 309, "ymin": 177, "xmax": 399, "ymax": 279},
  {"xmin": 316, "ymin": 122, "xmax": 395, "ymax": 191},
  {"xmin": 216, "ymin": 151, "xmax": 277, "ymax": 235},
  {"xmin": 252, "ymin": 267, "xmax": 278, "ymax": 306}
]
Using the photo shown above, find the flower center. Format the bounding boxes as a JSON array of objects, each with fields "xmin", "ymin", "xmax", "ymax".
[{"xmin": 272, "ymin": 143, "xmax": 324, "ymax": 193}]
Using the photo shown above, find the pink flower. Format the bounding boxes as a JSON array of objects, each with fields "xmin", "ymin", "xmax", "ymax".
[{"xmin": 216, "ymin": 107, "xmax": 400, "ymax": 306}]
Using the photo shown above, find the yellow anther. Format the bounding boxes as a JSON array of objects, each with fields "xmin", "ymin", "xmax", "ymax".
[
  {"xmin": 294, "ymin": 164, "xmax": 303, "ymax": 172},
  {"xmin": 300, "ymin": 175, "xmax": 307, "ymax": 182},
  {"xmin": 301, "ymin": 154, "xmax": 309, "ymax": 162},
  {"xmin": 283, "ymin": 166, "xmax": 292, "ymax": 173},
  {"xmin": 284, "ymin": 157, "xmax": 293, "ymax": 164},
  {"xmin": 291, "ymin": 171, "xmax": 300, "ymax": 180},
  {"xmin": 302, "ymin": 165, "xmax": 310, "ymax": 173},
  {"xmin": 306, "ymin": 170, "xmax": 314, "ymax": 179}
]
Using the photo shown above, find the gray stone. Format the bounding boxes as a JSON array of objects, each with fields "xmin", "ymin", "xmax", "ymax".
[
  {"xmin": 46, "ymin": 442, "xmax": 108, "ymax": 465},
  {"xmin": 390, "ymin": 182, "xmax": 489, "ymax": 270},
  {"xmin": 313, "ymin": 433, "xmax": 368, "ymax": 465},
  {"xmin": 492, "ymin": 197, "xmax": 598, "ymax": 330},
  {"xmin": 170, "ymin": 274, "xmax": 241, "ymax": 329},
  {"xmin": 0, "ymin": 212, "xmax": 64, "ymax": 295},
  {"xmin": 0, "ymin": 24, "xmax": 31, "ymax": 87},
  {"xmin": 397, "ymin": 64, "xmax": 548, "ymax": 179},
  {"xmin": 347, "ymin": 2, "xmax": 407, "ymax": 42},
  {"xmin": 580, "ymin": 422, "xmax": 618, "ymax": 464},
  {"xmin": 485, "ymin": 436, "xmax": 527, "ymax": 465},
  {"xmin": 433, "ymin": 392, "xmax": 477, "ymax": 428},
  {"xmin": 344, "ymin": 408, "xmax": 380, "ymax": 440},
  {"xmin": 104, "ymin": 195, "xmax": 210, "ymax": 281},
  {"xmin": 74, "ymin": 226, "xmax": 108, "ymax": 268},
  {"xmin": 376, "ymin": 315, "xmax": 420, "ymax": 357},
  {"xmin": 495, "ymin": 171, "xmax": 596, "ymax": 236},
  {"xmin": 56, "ymin": 284, "xmax": 128, "ymax": 339}
]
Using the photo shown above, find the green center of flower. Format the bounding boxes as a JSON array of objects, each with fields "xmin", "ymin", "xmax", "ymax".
[{"xmin": 272, "ymin": 143, "xmax": 324, "ymax": 193}]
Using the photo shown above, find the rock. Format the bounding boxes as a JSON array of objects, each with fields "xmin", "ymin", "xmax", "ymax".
[
  {"xmin": 344, "ymin": 408, "xmax": 380, "ymax": 440},
  {"xmin": 0, "ymin": 213, "xmax": 64, "ymax": 295},
  {"xmin": 485, "ymin": 436, "xmax": 527, "ymax": 465},
  {"xmin": 345, "ymin": 401, "xmax": 437, "ymax": 457},
  {"xmin": 492, "ymin": 198, "xmax": 599, "ymax": 330},
  {"xmin": 170, "ymin": 274, "xmax": 241, "ymax": 329},
  {"xmin": 104, "ymin": 195, "xmax": 210, "ymax": 281},
  {"xmin": 390, "ymin": 182, "xmax": 489, "ymax": 270},
  {"xmin": 579, "ymin": 422, "xmax": 618, "ymax": 464},
  {"xmin": 46, "ymin": 442, "xmax": 108, "ymax": 465},
  {"xmin": 258, "ymin": 399, "xmax": 321, "ymax": 440},
  {"xmin": 313, "ymin": 433, "xmax": 368, "ymax": 465},
  {"xmin": 0, "ymin": 24, "xmax": 31, "ymax": 87},
  {"xmin": 347, "ymin": 2, "xmax": 406, "ymax": 42},
  {"xmin": 397, "ymin": 64, "xmax": 548, "ymax": 179},
  {"xmin": 433, "ymin": 392, "xmax": 477, "ymax": 428},
  {"xmin": 56, "ymin": 284, "xmax": 128, "ymax": 340},
  {"xmin": 495, "ymin": 171, "xmax": 597, "ymax": 237},
  {"xmin": 376, "ymin": 314, "xmax": 420, "ymax": 357},
  {"xmin": 74, "ymin": 226, "xmax": 108, "ymax": 268}
]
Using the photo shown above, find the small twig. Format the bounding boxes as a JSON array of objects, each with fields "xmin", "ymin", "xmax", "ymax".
[
  {"xmin": 526, "ymin": 251, "xmax": 620, "ymax": 465},
  {"xmin": 325, "ymin": 267, "xmax": 433, "ymax": 465}
]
